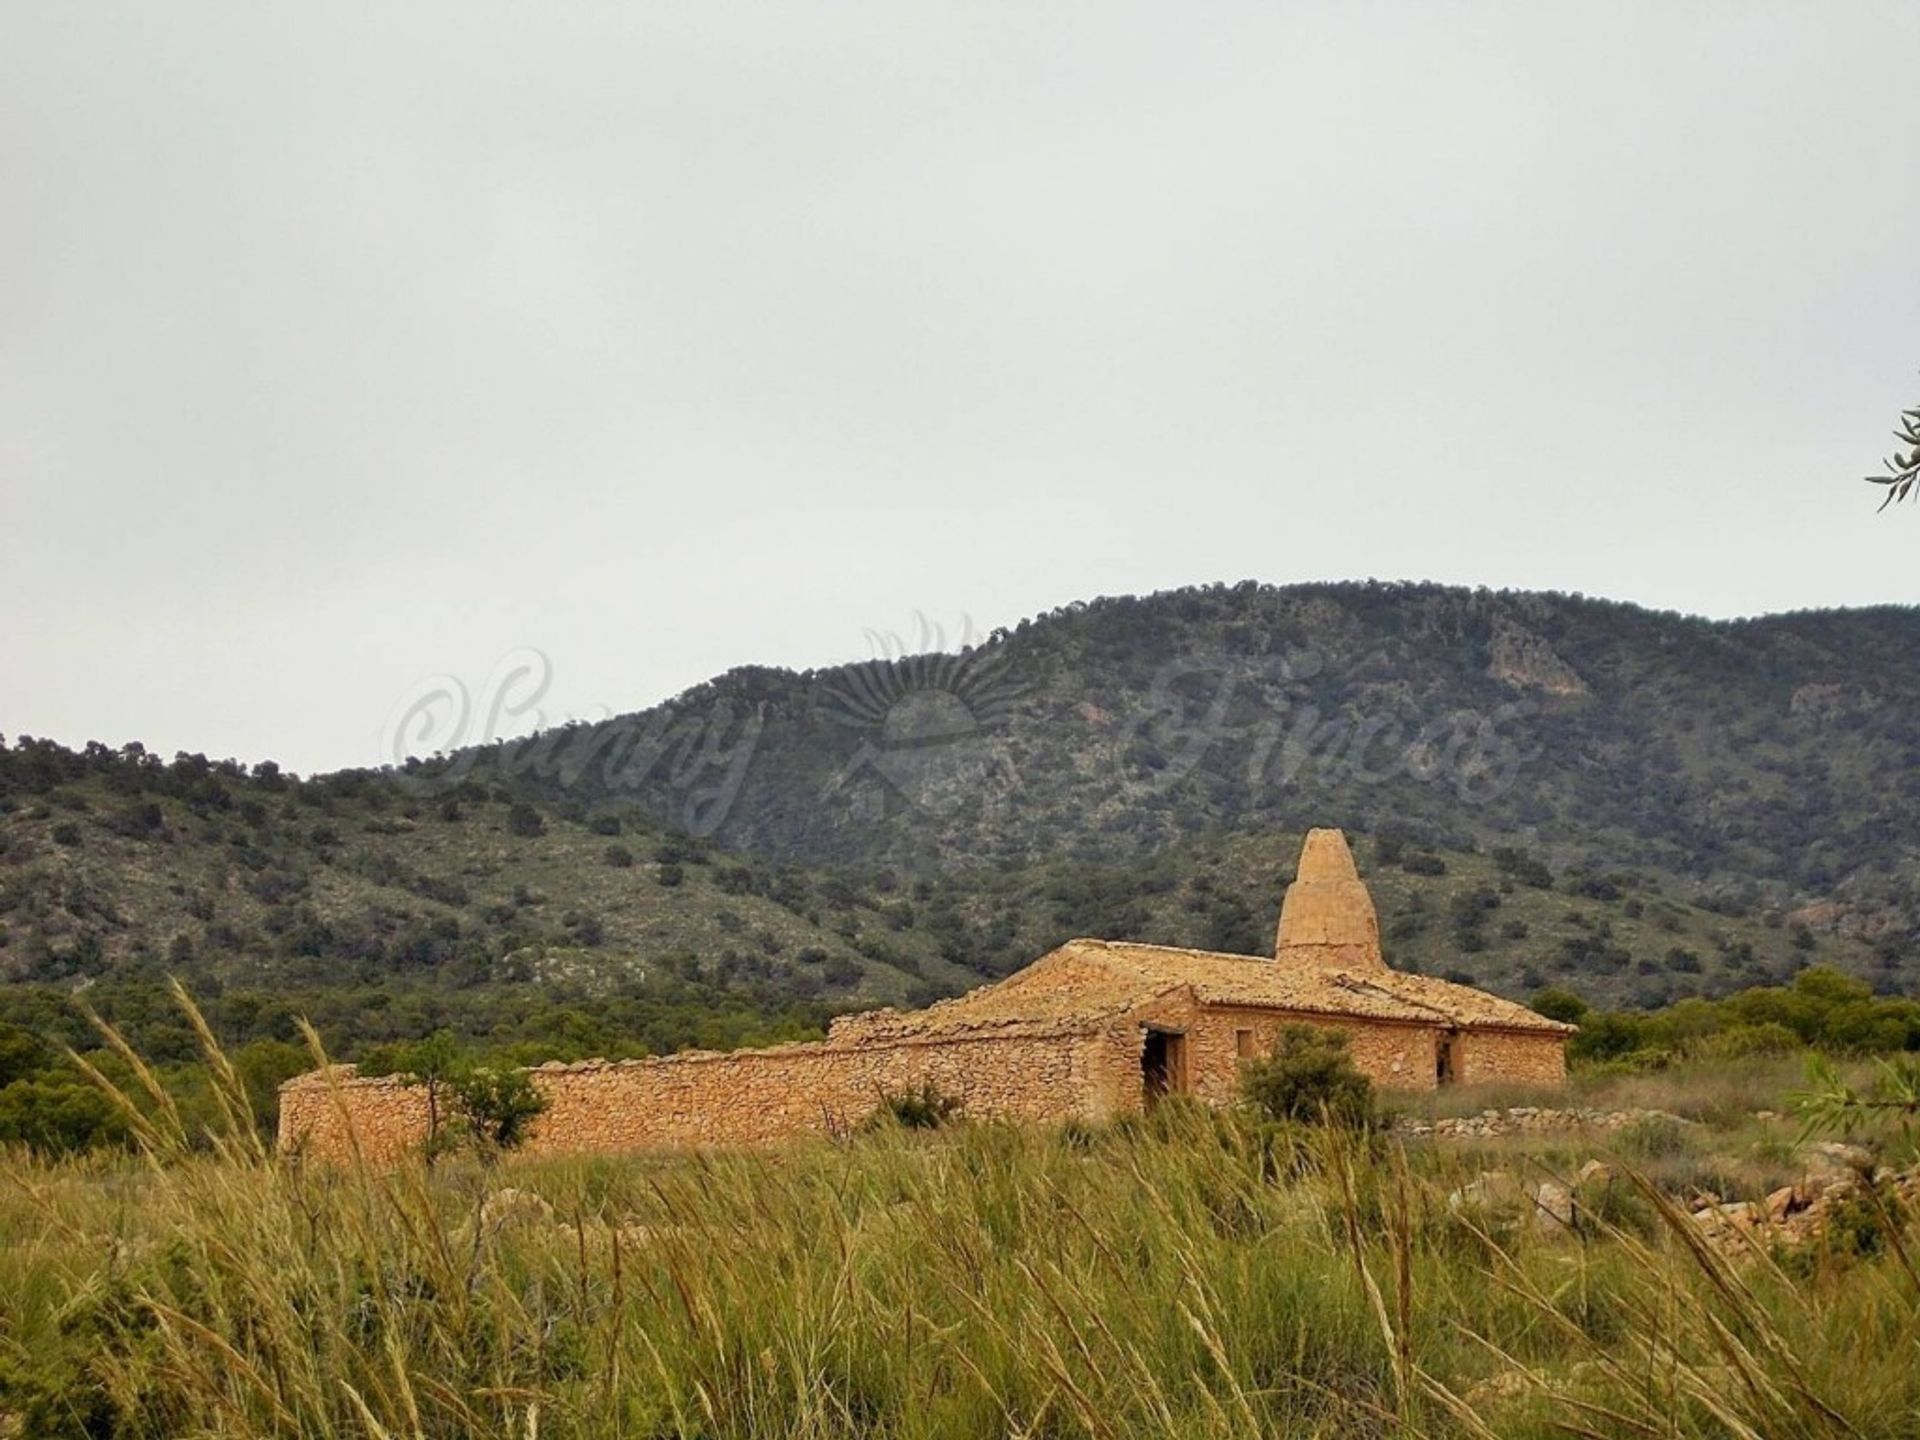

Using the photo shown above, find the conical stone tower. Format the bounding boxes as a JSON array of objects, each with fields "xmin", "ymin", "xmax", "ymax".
[{"xmin": 1274, "ymin": 828, "xmax": 1385, "ymax": 971}]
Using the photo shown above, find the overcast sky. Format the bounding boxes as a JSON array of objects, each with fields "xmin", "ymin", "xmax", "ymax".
[{"xmin": 3, "ymin": 2, "xmax": 1918, "ymax": 774}]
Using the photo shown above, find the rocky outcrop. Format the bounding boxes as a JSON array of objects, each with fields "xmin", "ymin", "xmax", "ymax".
[
  {"xmin": 1788, "ymin": 683, "xmax": 1877, "ymax": 723},
  {"xmin": 1487, "ymin": 616, "xmax": 1590, "ymax": 696}
]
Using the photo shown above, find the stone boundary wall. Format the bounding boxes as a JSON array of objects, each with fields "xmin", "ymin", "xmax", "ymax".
[
  {"xmin": 279, "ymin": 1027, "xmax": 1106, "ymax": 1165},
  {"xmin": 1395, "ymin": 1106, "xmax": 1694, "ymax": 1140},
  {"xmin": 280, "ymin": 1008, "xmax": 1568, "ymax": 1165}
]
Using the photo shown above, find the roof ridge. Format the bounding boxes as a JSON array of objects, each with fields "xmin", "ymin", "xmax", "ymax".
[
  {"xmin": 1330, "ymin": 972, "xmax": 1461, "ymax": 1024},
  {"xmin": 1077, "ymin": 938, "xmax": 1270, "ymax": 965}
]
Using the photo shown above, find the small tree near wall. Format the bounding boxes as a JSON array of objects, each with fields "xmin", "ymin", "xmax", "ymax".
[
  {"xmin": 360, "ymin": 1032, "xmax": 549, "ymax": 1165},
  {"xmin": 452, "ymin": 1066, "xmax": 548, "ymax": 1157},
  {"xmin": 1239, "ymin": 1024, "xmax": 1377, "ymax": 1129}
]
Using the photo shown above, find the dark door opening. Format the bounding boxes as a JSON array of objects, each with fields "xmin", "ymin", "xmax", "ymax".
[
  {"xmin": 1142, "ymin": 1028, "xmax": 1187, "ymax": 1105},
  {"xmin": 1436, "ymin": 1030, "xmax": 1458, "ymax": 1087}
]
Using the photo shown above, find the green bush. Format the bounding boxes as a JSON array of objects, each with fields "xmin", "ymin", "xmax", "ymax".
[
  {"xmin": 866, "ymin": 1081, "xmax": 962, "ymax": 1131},
  {"xmin": 359, "ymin": 1031, "xmax": 549, "ymax": 1161},
  {"xmin": 1528, "ymin": 990, "xmax": 1589, "ymax": 1029},
  {"xmin": 1238, "ymin": 1024, "xmax": 1376, "ymax": 1129},
  {"xmin": 453, "ymin": 1065, "xmax": 549, "ymax": 1155},
  {"xmin": 1698, "ymin": 1022, "xmax": 1802, "ymax": 1059},
  {"xmin": 1614, "ymin": 1113, "xmax": 1693, "ymax": 1161},
  {"xmin": 1570, "ymin": 965, "xmax": 1920, "ymax": 1070}
]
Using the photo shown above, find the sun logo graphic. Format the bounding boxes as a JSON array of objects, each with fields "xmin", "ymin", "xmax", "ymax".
[{"xmin": 819, "ymin": 614, "xmax": 1029, "ymax": 818}]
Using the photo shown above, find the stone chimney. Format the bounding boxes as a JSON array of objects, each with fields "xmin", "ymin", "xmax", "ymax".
[{"xmin": 1274, "ymin": 828, "xmax": 1386, "ymax": 971}]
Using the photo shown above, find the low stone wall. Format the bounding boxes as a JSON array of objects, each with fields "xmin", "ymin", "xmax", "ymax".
[
  {"xmin": 280, "ymin": 1008, "xmax": 1569, "ymax": 1165},
  {"xmin": 1395, "ymin": 1106, "xmax": 1693, "ymax": 1140},
  {"xmin": 280, "ymin": 1069, "xmax": 435, "ymax": 1165},
  {"xmin": 279, "ymin": 1028, "xmax": 1103, "ymax": 1165}
]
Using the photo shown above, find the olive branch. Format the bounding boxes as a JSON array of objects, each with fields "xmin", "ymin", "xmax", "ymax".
[{"xmin": 1866, "ymin": 391, "xmax": 1920, "ymax": 510}]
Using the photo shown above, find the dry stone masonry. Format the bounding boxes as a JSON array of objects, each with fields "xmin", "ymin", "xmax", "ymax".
[
  {"xmin": 1396, "ymin": 1106, "xmax": 1696, "ymax": 1140},
  {"xmin": 1273, "ymin": 826, "xmax": 1386, "ymax": 970},
  {"xmin": 281, "ymin": 828, "xmax": 1574, "ymax": 1163}
]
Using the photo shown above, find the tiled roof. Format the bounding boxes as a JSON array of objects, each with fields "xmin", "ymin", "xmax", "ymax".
[{"xmin": 841, "ymin": 939, "xmax": 1574, "ymax": 1039}]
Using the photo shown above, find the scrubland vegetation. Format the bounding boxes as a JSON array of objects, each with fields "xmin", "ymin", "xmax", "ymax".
[
  {"xmin": 12, "ymin": 581, "xmax": 1920, "ymax": 1021},
  {"xmin": 3, "ymin": 1013, "xmax": 1919, "ymax": 1438},
  {"xmin": 6, "ymin": 577, "xmax": 1920, "ymax": 1433},
  {"xmin": 9, "ymin": 951, "xmax": 1916, "ymax": 1160}
]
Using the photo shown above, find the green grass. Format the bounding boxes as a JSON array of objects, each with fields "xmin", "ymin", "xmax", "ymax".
[{"xmin": 3, "ymin": 1042, "xmax": 1919, "ymax": 1438}]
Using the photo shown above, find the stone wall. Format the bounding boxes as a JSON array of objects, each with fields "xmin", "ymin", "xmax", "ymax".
[
  {"xmin": 280, "ymin": 1028, "xmax": 1105, "ymax": 1165},
  {"xmin": 1077, "ymin": 999, "xmax": 1448, "ymax": 1114},
  {"xmin": 1451, "ymin": 1028, "xmax": 1568, "ymax": 1087},
  {"xmin": 280, "ymin": 1007, "xmax": 1567, "ymax": 1165},
  {"xmin": 1077, "ymin": 1004, "xmax": 1568, "ymax": 1113},
  {"xmin": 279, "ymin": 1069, "xmax": 433, "ymax": 1166},
  {"xmin": 1273, "ymin": 828, "xmax": 1386, "ymax": 970}
]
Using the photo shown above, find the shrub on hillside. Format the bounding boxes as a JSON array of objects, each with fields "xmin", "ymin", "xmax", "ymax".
[
  {"xmin": 1492, "ymin": 844, "xmax": 1554, "ymax": 889},
  {"xmin": 820, "ymin": 955, "xmax": 862, "ymax": 987},
  {"xmin": 1531, "ymin": 986, "xmax": 1589, "ymax": 1024},
  {"xmin": 1698, "ymin": 1022, "xmax": 1802, "ymax": 1059},
  {"xmin": 1238, "ymin": 1024, "xmax": 1376, "ymax": 1129},
  {"xmin": 1569, "ymin": 965, "xmax": 1920, "ymax": 1066}
]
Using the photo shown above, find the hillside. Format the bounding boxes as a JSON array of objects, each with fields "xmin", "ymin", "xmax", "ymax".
[
  {"xmin": 444, "ymin": 583, "xmax": 1920, "ymax": 912},
  {"xmin": 0, "ymin": 720, "xmax": 1907, "ymax": 1021},
  {"xmin": 4, "ymin": 582, "xmax": 1918, "ymax": 1029},
  {"xmin": 0, "ymin": 747, "xmax": 965, "ymax": 1008}
]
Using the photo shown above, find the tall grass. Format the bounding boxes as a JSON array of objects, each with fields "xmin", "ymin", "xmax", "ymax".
[{"xmin": 1, "ymin": 1008, "xmax": 1916, "ymax": 1438}]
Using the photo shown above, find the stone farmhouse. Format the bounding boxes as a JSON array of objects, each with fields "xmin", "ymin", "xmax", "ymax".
[{"xmin": 280, "ymin": 829, "xmax": 1572, "ymax": 1163}]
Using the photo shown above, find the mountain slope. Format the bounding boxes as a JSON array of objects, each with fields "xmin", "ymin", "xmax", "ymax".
[
  {"xmin": 448, "ymin": 582, "xmax": 1920, "ymax": 901},
  {"xmin": 0, "ymin": 751, "xmax": 1894, "ymax": 1014},
  {"xmin": 5, "ymin": 582, "xmax": 1918, "ymax": 1014}
]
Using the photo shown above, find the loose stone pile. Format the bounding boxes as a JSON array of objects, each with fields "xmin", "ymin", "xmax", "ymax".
[
  {"xmin": 1442, "ymin": 1134, "xmax": 1918, "ymax": 1259},
  {"xmin": 1687, "ymin": 1144, "xmax": 1920, "ymax": 1254},
  {"xmin": 1396, "ymin": 1106, "xmax": 1695, "ymax": 1140}
]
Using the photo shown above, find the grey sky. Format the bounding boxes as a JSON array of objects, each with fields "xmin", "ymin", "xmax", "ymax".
[{"xmin": 3, "ymin": 2, "xmax": 1917, "ymax": 775}]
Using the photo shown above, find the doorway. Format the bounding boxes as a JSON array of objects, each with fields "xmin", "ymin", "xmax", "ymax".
[
  {"xmin": 1436, "ymin": 1030, "xmax": 1459, "ymax": 1087},
  {"xmin": 1142, "ymin": 1028, "xmax": 1188, "ymax": 1105}
]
